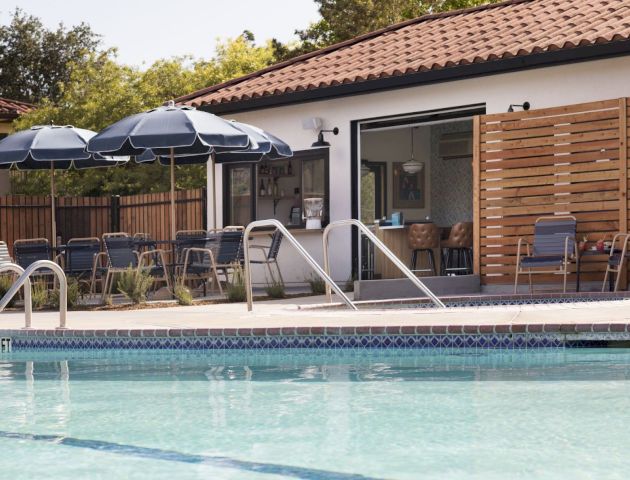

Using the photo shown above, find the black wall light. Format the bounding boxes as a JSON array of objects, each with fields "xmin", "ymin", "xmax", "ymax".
[
  {"xmin": 507, "ymin": 101, "xmax": 530, "ymax": 112},
  {"xmin": 312, "ymin": 127, "xmax": 339, "ymax": 147}
]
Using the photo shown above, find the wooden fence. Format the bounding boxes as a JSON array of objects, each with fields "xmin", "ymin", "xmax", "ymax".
[
  {"xmin": 473, "ymin": 98, "xmax": 628, "ymax": 286},
  {"xmin": 0, "ymin": 188, "xmax": 206, "ymax": 253}
]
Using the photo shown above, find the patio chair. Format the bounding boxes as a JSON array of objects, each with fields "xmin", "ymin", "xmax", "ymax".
[
  {"xmin": 249, "ymin": 230, "xmax": 284, "ymax": 285},
  {"xmin": 514, "ymin": 216, "xmax": 578, "ymax": 293},
  {"xmin": 100, "ymin": 233, "xmax": 171, "ymax": 300},
  {"xmin": 602, "ymin": 233, "xmax": 630, "ymax": 292},
  {"xmin": 60, "ymin": 237, "xmax": 102, "ymax": 290},
  {"xmin": 180, "ymin": 230, "xmax": 223, "ymax": 295},
  {"xmin": 215, "ymin": 230, "xmax": 245, "ymax": 282},
  {"xmin": 0, "ymin": 241, "xmax": 13, "ymax": 267},
  {"xmin": 175, "ymin": 230, "xmax": 208, "ymax": 270},
  {"xmin": 13, "ymin": 238, "xmax": 54, "ymax": 286}
]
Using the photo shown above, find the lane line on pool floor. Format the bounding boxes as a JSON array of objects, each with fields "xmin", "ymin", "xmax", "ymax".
[{"xmin": 0, "ymin": 430, "xmax": 382, "ymax": 480}]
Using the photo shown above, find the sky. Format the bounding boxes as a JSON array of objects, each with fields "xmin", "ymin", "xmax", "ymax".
[{"xmin": 0, "ymin": 0, "xmax": 320, "ymax": 67}]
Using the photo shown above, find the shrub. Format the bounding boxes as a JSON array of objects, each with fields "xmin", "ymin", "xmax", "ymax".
[
  {"xmin": 226, "ymin": 264, "xmax": 246, "ymax": 302},
  {"xmin": 0, "ymin": 274, "xmax": 17, "ymax": 308},
  {"xmin": 265, "ymin": 280, "xmax": 285, "ymax": 299},
  {"xmin": 307, "ymin": 274, "xmax": 326, "ymax": 295},
  {"xmin": 49, "ymin": 278, "xmax": 81, "ymax": 309},
  {"xmin": 117, "ymin": 267, "xmax": 154, "ymax": 304},
  {"xmin": 31, "ymin": 281, "xmax": 49, "ymax": 310},
  {"xmin": 174, "ymin": 284, "xmax": 194, "ymax": 306}
]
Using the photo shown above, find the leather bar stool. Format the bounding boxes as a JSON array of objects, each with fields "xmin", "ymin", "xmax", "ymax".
[
  {"xmin": 441, "ymin": 222, "xmax": 473, "ymax": 275},
  {"xmin": 408, "ymin": 223, "xmax": 440, "ymax": 276}
]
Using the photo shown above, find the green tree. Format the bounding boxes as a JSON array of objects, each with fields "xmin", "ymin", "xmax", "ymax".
[
  {"xmin": 0, "ymin": 8, "xmax": 100, "ymax": 103},
  {"xmin": 274, "ymin": 0, "xmax": 498, "ymax": 60},
  {"xmin": 11, "ymin": 33, "xmax": 276, "ymax": 196}
]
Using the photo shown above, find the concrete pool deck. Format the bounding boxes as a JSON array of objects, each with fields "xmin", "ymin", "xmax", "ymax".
[{"xmin": 2, "ymin": 295, "xmax": 630, "ymax": 334}]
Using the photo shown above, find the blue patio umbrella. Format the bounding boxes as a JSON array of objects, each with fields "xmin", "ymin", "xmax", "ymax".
[
  {"xmin": 88, "ymin": 102, "xmax": 292, "ymax": 234},
  {"xmin": 0, "ymin": 125, "xmax": 128, "ymax": 246}
]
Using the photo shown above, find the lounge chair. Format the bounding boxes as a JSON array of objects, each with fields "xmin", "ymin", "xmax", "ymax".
[
  {"xmin": 514, "ymin": 216, "xmax": 578, "ymax": 293},
  {"xmin": 99, "ymin": 233, "xmax": 171, "ymax": 300},
  {"xmin": 602, "ymin": 233, "xmax": 630, "ymax": 292},
  {"xmin": 249, "ymin": 230, "xmax": 284, "ymax": 284},
  {"xmin": 0, "ymin": 241, "xmax": 13, "ymax": 267}
]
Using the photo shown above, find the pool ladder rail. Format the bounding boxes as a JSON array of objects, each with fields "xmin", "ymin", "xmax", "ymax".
[
  {"xmin": 243, "ymin": 218, "xmax": 444, "ymax": 311},
  {"xmin": 0, "ymin": 260, "xmax": 68, "ymax": 329}
]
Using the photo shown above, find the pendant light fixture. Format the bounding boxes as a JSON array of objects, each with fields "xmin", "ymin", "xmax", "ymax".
[{"xmin": 402, "ymin": 126, "xmax": 424, "ymax": 174}]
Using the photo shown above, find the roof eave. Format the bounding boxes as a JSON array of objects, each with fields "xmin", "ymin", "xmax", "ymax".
[{"xmin": 199, "ymin": 39, "xmax": 630, "ymax": 116}]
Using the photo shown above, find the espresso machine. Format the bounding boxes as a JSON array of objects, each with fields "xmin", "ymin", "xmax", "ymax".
[{"xmin": 303, "ymin": 197, "xmax": 324, "ymax": 229}]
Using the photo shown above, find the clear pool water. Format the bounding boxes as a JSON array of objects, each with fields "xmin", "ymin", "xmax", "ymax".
[{"xmin": 1, "ymin": 348, "xmax": 630, "ymax": 479}]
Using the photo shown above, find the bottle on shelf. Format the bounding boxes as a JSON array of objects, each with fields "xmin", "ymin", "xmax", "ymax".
[
  {"xmin": 266, "ymin": 178, "xmax": 273, "ymax": 196},
  {"xmin": 287, "ymin": 160, "xmax": 293, "ymax": 176},
  {"xmin": 259, "ymin": 178, "xmax": 265, "ymax": 197},
  {"xmin": 272, "ymin": 179, "xmax": 279, "ymax": 198}
]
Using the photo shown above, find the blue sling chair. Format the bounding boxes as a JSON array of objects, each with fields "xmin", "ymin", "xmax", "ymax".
[{"xmin": 514, "ymin": 216, "xmax": 578, "ymax": 293}]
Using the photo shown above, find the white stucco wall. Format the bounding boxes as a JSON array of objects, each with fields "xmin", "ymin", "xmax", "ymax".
[{"xmin": 209, "ymin": 56, "xmax": 630, "ymax": 285}]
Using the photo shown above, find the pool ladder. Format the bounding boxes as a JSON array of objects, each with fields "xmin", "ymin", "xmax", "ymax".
[
  {"xmin": 0, "ymin": 260, "xmax": 68, "ymax": 329},
  {"xmin": 243, "ymin": 219, "xmax": 444, "ymax": 311}
]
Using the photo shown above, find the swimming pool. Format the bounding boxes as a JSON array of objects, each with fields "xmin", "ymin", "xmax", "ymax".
[{"xmin": 1, "ymin": 348, "xmax": 630, "ymax": 479}]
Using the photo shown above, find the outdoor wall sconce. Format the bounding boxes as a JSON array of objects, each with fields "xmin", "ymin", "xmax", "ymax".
[
  {"xmin": 312, "ymin": 127, "xmax": 339, "ymax": 147},
  {"xmin": 507, "ymin": 101, "xmax": 530, "ymax": 112}
]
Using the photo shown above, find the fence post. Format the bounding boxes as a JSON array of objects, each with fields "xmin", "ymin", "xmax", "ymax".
[
  {"xmin": 472, "ymin": 115, "xmax": 481, "ymax": 277},
  {"xmin": 201, "ymin": 187, "xmax": 208, "ymax": 230},
  {"xmin": 619, "ymin": 98, "xmax": 628, "ymax": 288},
  {"xmin": 110, "ymin": 195, "xmax": 120, "ymax": 232}
]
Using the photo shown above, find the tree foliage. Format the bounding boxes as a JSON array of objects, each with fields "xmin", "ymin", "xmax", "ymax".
[
  {"xmin": 0, "ymin": 8, "xmax": 100, "ymax": 103},
  {"xmin": 11, "ymin": 34, "xmax": 275, "ymax": 196},
  {"xmin": 274, "ymin": 0, "xmax": 499, "ymax": 60}
]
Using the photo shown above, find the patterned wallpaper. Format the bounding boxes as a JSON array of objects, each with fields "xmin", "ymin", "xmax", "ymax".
[{"xmin": 429, "ymin": 121, "xmax": 473, "ymax": 227}]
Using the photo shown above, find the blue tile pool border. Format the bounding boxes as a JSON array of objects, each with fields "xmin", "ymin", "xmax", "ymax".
[{"xmin": 2, "ymin": 325, "xmax": 629, "ymax": 351}]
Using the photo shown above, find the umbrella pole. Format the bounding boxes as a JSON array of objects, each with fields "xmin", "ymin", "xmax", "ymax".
[
  {"xmin": 50, "ymin": 164, "xmax": 57, "ymax": 248},
  {"xmin": 170, "ymin": 148, "xmax": 176, "ymax": 241},
  {"xmin": 211, "ymin": 155, "xmax": 217, "ymax": 230}
]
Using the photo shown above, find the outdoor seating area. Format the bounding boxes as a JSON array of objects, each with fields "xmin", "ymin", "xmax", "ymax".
[{"xmin": 0, "ymin": 226, "xmax": 288, "ymax": 305}]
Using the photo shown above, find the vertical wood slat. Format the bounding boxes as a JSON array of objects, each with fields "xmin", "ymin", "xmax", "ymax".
[{"xmin": 472, "ymin": 115, "xmax": 481, "ymax": 275}]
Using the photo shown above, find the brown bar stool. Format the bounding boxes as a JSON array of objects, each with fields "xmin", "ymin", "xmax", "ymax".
[
  {"xmin": 441, "ymin": 222, "xmax": 473, "ymax": 275},
  {"xmin": 408, "ymin": 223, "xmax": 440, "ymax": 276}
]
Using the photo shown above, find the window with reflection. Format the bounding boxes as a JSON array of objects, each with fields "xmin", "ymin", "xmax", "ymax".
[{"xmin": 223, "ymin": 149, "xmax": 329, "ymax": 227}]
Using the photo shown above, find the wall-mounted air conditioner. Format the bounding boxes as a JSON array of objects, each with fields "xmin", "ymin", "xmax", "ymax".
[{"xmin": 438, "ymin": 132, "xmax": 473, "ymax": 160}]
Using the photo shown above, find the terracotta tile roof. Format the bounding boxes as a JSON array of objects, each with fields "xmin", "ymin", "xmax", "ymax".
[
  {"xmin": 0, "ymin": 97, "xmax": 35, "ymax": 119},
  {"xmin": 177, "ymin": 0, "xmax": 630, "ymax": 111}
]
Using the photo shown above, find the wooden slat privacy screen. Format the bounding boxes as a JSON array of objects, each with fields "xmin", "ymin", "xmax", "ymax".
[
  {"xmin": 0, "ymin": 188, "xmax": 206, "ymax": 254},
  {"xmin": 473, "ymin": 98, "xmax": 628, "ymax": 285}
]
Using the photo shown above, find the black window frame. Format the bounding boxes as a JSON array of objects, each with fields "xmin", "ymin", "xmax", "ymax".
[{"xmin": 222, "ymin": 148, "xmax": 330, "ymax": 228}]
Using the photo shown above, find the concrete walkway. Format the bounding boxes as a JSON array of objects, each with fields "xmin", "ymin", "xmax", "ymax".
[{"xmin": 1, "ymin": 295, "xmax": 630, "ymax": 330}]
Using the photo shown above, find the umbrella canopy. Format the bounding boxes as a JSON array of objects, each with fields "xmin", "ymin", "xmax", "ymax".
[
  {"xmin": 88, "ymin": 102, "xmax": 292, "ymax": 235},
  {"xmin": 86, "ymin": 102, "xmax": 251, "ymax": 157},
  {"xmin": 136, "ymin": 120, "xmax": 293, "ymax": 165},
  {"xmin": 0, "ymin": 125, "xmax": 128, "ymax": 246}
]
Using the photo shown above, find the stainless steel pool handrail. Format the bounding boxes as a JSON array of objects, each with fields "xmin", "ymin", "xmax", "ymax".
[
  {"xmin": 322, "ymin": 219, "xmax": 446, "ymax": 308},
  {"xmin": 243, "ymin": 219, "xmax": 357, "ymax": 311},
  {"xmin": 0, "ymin": 263, "xmax": 31, "ymax": 328},
  {"xmin": 0, "ymin": 260, "xmax": 67, "ymax": 329}
]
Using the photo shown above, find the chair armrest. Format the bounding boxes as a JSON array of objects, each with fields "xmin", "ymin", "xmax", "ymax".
[
  {"xmin": 54, "ymin": 253, "xmax": 65, "ymax": 268},
  {"xmin": 138, "ymin": 249, "xmax": 168, "ymax": 268},
  {"xmin": 516, "ymin": 238, "xmax": 530, "ymax": 262},
  {"xmin": 91, "ymin": 252, "xmax": 107, "ymax": 273},
  {"xmin": 181, "ymin": 248, "xmax": 219, "ymax": 279},
  {"xmin": 248, "ymin": 245, "xmax": 269, "ymax": 260}
]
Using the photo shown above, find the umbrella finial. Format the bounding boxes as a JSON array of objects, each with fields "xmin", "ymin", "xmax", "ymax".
[{"xmin": 164, "ymin": 100, "xmax": 176, "ymax": 108}]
